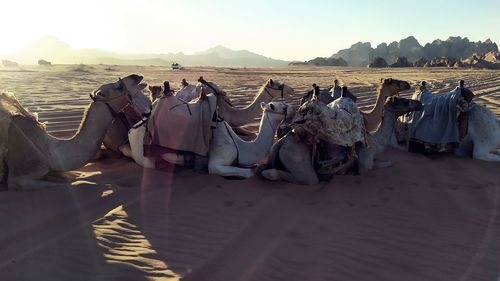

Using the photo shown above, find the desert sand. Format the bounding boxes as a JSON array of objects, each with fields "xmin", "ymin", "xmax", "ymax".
[{"xmin": 0, "ymin": 65, "xmax": 499, "ymax": 281}]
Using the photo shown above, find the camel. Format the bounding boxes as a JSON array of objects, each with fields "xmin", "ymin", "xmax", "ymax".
[
  {"xmin": 396, "ymin": 81, "xmax": 500, "ymax": 162},
  {"xmin": 208, "ymin": 101, "xmax": 289, "ymax": 178},
  {"xmin": 108, "ymin": 77, "xmax": 294, "ymax": 155},
  {"xmin": 213, "ymin": 78, "xmax": 294, "ymax": 127},
  {"xmin": 259, "ymin": 97, "xmax": 423, "ymax": 185},
  {"xmin": 455, "ymin": 106, "xmax": 500, "ymax": 162},
  {"xmin": 124, "ymin": 100, "xmax": 289, "ymax": 174},
  {"xmin": 362, "ymin": 78, "xmax": 411, "ymax": 131},
  {"xmin": 3, "ymin": 74, "xmax": 151, "ymax": 190},
  {"xmin": 148, "ymin": 85, "xmax": 163, "ymax": 101},
  {"xmin": 298, "ymin": 78, "xmax": 409, "ymax": 132}
]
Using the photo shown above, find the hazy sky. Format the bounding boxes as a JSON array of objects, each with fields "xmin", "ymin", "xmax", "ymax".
[{"xmin": 1, "ymin": 0, "xmax": 499, "ymax": 60}]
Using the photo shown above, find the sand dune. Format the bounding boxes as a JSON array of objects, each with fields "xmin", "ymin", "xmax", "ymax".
[{"xmin": 0, "ymin": 65, "xmax": 499, "ymax": 280}]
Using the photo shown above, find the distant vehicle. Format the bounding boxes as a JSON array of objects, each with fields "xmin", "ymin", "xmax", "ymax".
[
  {"xmin": 171, "ymin": 62, "xmax": 183, "ymax": 70},
  {"xmin": 38, "ymin": 59, "xmax": 52, "ymax": 66},
  {"xmin": 2, "ymin": 60, "xmax": 18, "ymax": 67}
]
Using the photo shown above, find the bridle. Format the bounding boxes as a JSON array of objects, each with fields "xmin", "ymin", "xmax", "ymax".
[
  {"xmin": 264, "ymin": 83, "xmax": 285, "ymax": 101},
  {"xmin": 89, "ymin": 78, "xmax": 142, "ymax": 128},
  {"xmin": 263, "ymin": 104, "xmax": 288, "ymax": 135}
]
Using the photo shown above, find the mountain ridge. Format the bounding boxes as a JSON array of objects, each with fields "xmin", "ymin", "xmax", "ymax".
[{"xmin": 1, "ymin": 36, "xmax": 289, "ymax": 67}]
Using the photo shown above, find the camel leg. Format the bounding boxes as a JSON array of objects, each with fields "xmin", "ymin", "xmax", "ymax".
[
  {"xmin": 373, "ymin": 158, "xmax": 393, "ymax": 169},
  {"xmin": 262, "ymin": 140, "xmax": 318, "ymax": 185},
  {"xmin": 7, "ymin": 164, "xmax": 54, "ymax": 191},
  {"xmin": 208, "ymin": 139, "xmax": 254, "ymax": 178},
  {"xmin": 473, "ymin": 143, "xmax": 500, "ymax": 162},
  {"xmin": 119, "ymin": 143, "xmax": 133, "ymax": 158},
  {"xmin": 8, "ymin": 177, "xmax": 71, "ymax": 191},
  {"xmin": 261, "ymin": 168, "xmax": 318, "ymax": 185},
  {"xmin": 208, "ymin": 122, "xmax": 254, "ymax": 178},
  {"xmin": 208, "ymin": 163, "xmax": 254, "ymax": 178},
  {"xmin": 357, "ymin": 151, "xmax": 374, "ymax": 174}
]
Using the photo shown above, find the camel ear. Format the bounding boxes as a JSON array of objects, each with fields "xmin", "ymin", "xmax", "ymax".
[
  {"xmin": 380, "ymin": 78, "xmax": 384, "ymax": 83},
  {"xmin": 260, "ymin": 101, "xmax": 266, "ymax": 110},
  {"xmin": 269, "ymin": 79, "xmax": 274, "ymax": 86},
  {"xmin": 389, "ymin": 78, "xmax": 393, "ymax": 84},
  {"xmin": 148, "ymin": 85, "xmax": 153, "ymax": 91}
]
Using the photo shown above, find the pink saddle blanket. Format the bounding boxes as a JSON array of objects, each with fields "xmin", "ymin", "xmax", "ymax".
[{"xmin": 144, "ymin": 94, "xmax": 217, "ymax": 156}]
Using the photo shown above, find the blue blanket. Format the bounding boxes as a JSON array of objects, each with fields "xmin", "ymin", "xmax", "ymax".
[{"xmin": 408, "ymin": 87, "xmax": 462, "ymax": 144}]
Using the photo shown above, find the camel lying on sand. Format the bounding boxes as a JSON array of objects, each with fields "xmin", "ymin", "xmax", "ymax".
[
  {"xmin": 299, "ymin": 78, "xmax": 410, "ymax": 133},
  {"xmin": 259, "ymin": 97, "xmax": 422, "ymax": 185},
  {"xmin": 106, "ymin": 78, "xmax": 294, "ymax": 154},
  {"xmin": 395, "ymin": 80, "xmax": 500, "ymax": 162},
  {"xmin": 208, "ymin": 101, "xmax": 289, "ymax": 178},
  {"xmin": 1, "ymin": 74, "xmax": 151, "ymax": 190}
]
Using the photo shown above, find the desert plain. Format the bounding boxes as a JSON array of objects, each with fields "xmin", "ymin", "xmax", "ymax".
[{"xmin": 0, "ymin": 65, "xmax": 499, "ymax": 281}]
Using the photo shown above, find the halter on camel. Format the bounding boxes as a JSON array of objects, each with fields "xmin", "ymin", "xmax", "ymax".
[
  {"xmin": 89, "ymin": 77, "xmax": 149, "ymax": 130},
  {"xmin": 198, "ymin": 76, "xmax": 286, "ymax": 103},
  {"xmin": 264, "ymin": 79, "xmax": 285, "ymax": 101}
]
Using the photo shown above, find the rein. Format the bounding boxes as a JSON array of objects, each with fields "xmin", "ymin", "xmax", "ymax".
[
  {"xmin": 89, "ymin": 78, "xmax": 139, "ymax": 119},
  {"xmin": 264, "ymin": 84, "xmax": 285, "ymax": 101}
]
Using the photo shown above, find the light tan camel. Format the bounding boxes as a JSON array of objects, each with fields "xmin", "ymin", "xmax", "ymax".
[
  {"xmin": 362, "ymin": 78, "xmax": 411, "ymax": 131},
  {"xmin": 215, "ymin": 79, "xmax": 294, "ymax": 127},
  {"xmin": 3, "ymin": 74, "xmax": 150, "ymax": 190}
]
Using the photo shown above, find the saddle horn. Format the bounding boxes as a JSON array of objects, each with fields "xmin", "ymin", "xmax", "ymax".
[
  {"xmin": 197, "ymin": 76, "xmax": 220, "ymax": 96},
  {"xmin": 341, "ymin": 86, "xmax": 348, "ymax": 97},
  {"xmin": 459, "ymin": 80, "xmax": 465, "ymax": 88},
  {"xmin": 313, "ymin": 84, "xmax": 320, "ymax": 96},
  {"xmin": 163, "ymin": 81, "xmax": 170, "ymax": 94}
]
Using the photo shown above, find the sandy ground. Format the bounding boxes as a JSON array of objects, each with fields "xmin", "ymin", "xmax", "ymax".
[{"xmin": 0, "ymin": 65, "xmax": 499, "ymax": 280}]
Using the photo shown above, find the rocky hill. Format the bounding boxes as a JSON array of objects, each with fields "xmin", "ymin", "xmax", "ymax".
[{"xmin": 300, "ymin": 36, "xmax": 498, "ymax": 67}]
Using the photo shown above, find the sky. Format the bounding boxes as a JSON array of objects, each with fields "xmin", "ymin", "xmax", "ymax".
[{"xmin": 1, "ymin": 0, "xmax": 499, "ymax": 61}]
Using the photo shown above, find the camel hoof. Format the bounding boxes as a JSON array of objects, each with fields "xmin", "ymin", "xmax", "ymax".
[{"xmin": 261, "ymin": 169, "xmax": 280, "ymax": 181}]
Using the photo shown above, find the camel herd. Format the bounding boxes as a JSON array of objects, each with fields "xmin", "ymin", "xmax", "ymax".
[{"xmin": 0, "ymin": 74, "xmax": 498, "ymax": 190}]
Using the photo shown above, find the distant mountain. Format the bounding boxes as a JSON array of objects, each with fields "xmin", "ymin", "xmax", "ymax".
[
  {"xmin": 299, "ymin": 36, "xmax": 499, "ymax": 67},
  {"xmin": 1, "ymin": 36, "xmax": 289, "ymax": 67}
]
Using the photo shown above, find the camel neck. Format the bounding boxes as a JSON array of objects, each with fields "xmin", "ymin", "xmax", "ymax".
[
  {"xmin": 49, "ymin": 102, "xmax": 114, "ymax": 171},
  {"xmin": 218, "ymin": 86, "xmax": 273, "ymax": 127},
  {"xmin": 372, "ymin": 109, "xmax": 397, "ymax": 152},
  {"xmin": 237, "ymin": 111, "xmax": 281, "ymax": 165},
  {"xmin": 367, "ymin": 89, "xmax": 388, "ymax": 115}
]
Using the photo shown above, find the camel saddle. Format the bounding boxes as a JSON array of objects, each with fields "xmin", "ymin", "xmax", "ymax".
[
  {"xmin": 144, "ymin": 94, "xmax": 217, "ymax": 157},
  {"xmin": 0, "ymin": 92, "xmax": 46, "ymax": 181},
  {"xmin": 408, "ymin": 86, "xmax": 474, "ymax": 147},
  {"xmin": 291, "ymin": 126, "xmax": 357, "ymax": 176}
]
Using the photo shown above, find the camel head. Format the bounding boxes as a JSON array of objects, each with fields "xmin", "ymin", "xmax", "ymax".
[
  {"xmin": 260, "ymin": 101, "xmax": 289, "ymax": 120},
  {"xmin": 90, "ymin": 74, "xmax": 151, "ymax": 117},
  {"xmin": 263, "ymin": 79, "xmax": 294, "ymax": 99},
  {"xmin": 384, "ymin": 96, "xmax": 423, "ymax": 116},
  {"xmin": 148, "ymin": 85, "xmax": 163, "ymax": 101},
  {"xmin": 196, "ymin": 81, "xmax": 226, "ymax": 96},
  {"xmin": 378, "ymin": 78, "xmax": 411, "ymax": 98}
]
